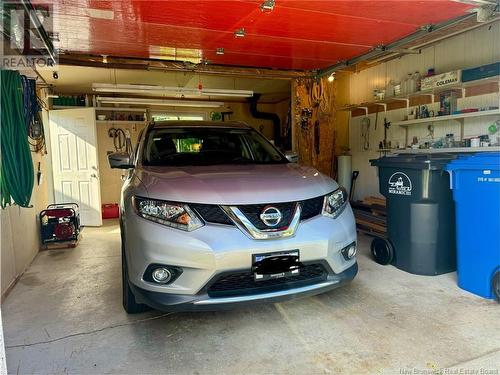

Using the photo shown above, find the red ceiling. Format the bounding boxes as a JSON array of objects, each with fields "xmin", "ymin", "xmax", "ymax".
[{"xmin": 45, "ymin": 0, "xmax": 474, "ymax": 70}]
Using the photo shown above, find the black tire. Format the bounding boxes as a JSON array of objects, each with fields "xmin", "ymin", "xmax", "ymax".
[
  {"xmin": 493, "ymin": 270, "xmax": 500, "ymax": 302},
  {"xmin": 370, "ymin": 237, "xmax": 394, "ymax": 265},
  {"xmin": 121, "ymin": 234, "xmax": 149, "ymax": 314}
]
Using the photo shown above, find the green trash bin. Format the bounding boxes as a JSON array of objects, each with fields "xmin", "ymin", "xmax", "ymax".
[{"xmin": 370, "ymin": 154, "xmax": 458, "ymax": 275}]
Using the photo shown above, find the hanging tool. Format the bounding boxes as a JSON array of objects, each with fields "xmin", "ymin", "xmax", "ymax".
[
  {"xmin": 314, "ymin": 120, "xmax": 320, "ymax": 155},
  {"xmin": 300, "ymin": 108, "xmax": 313, "ymax": 130},
  {"xmin": 123, "ymin": 129, "xmax": 133, "ymax": 155},
  {"xmin": 21, "ymin": 75, "xmax": 46, "ymax": 153},
  {"xmin": 349, "ymin": 171, "xmax": 359, "ymax": 202},
  {"xmin": 383, "ymin": 118, "xmax": 391, "ymax": 149},
  {"xmin": 108, "ymin": 128, "xmax": 127, "ymax": 152},
  {"xmin": 361, "ymin": 116, "xmax": 371, "ymax": 151}
]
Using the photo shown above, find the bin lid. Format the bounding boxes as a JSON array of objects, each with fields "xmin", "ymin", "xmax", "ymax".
[
  {"xmin": 445, "ymin": 152, "xmax": 500, "ymax": 171},
  {"xmin": 370, "ymin": 153, "xmax": 458, "ymax": 170}
]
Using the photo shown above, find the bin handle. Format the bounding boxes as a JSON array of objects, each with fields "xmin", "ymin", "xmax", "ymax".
[{"xmin": 447, "ymin": 170, "xmax": 454, "ymax": 190}]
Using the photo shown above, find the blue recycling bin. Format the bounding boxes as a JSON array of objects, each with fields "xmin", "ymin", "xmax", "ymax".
[{"xmin": 446, "ymin": 153, "xmax": 500, "ymax": 299}]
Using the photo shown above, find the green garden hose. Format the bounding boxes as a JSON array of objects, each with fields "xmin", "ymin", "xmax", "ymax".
[{"xmin": 1, "ymin": 69, "xmax": 34, "ymax": 208}]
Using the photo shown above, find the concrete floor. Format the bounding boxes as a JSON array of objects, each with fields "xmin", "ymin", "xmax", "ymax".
[{"xmin": 2, "ymin": 220, "xmax": 499, "ymax": 374}]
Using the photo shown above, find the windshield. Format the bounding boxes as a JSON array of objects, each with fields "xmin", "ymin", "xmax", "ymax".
[{"xmin": 142, "ymin": 127, "xmax": 287, "ymax": 166}]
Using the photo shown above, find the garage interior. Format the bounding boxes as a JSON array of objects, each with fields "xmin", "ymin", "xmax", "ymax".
[{"xmin": 1, "ymin": 1, "xmax": 499, "ymax": 374}]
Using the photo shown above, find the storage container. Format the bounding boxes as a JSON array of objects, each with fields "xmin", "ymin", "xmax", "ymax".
[
  {"xmin": 461, "ymin": 62, "xmax": 499, "ymax": 83},
  {"xmin": 370, "ymin": 154, "xmax": 458, "ymax": 275},
  {"xmin": 102, "ymin": 203, "xmax": 119, "ymax": 219},
  {"xmin": 445, "ymin": 153, "xmax": 500, "ymax": 299}
]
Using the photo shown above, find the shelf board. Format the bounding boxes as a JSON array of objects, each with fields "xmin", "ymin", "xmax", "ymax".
[
  {"xmin": 403, "ymin": 75, "xmax": 500, "ymax": 97},
  {"xmin": 96, "ymin": 120, "xmax": 146, "ymax": 125},
  {"xmin": 393, "ymin": 109, "xmax": 500, "ymax": 127},
  {"xmin": 342, "ymin": 75, "xmax": 499, "ymax": 114},
  {"xmin": 52, "ymin": 106, "xmax": 148, "ymax": 113},
  {"xmin": 392, "ymin": 146, "xmax": 500, "ymax": 154},
  {"xmin": 53, "ymin": 105, "xmax": 89, "ymax": 109},
  {"xmin": 95, "ymin": 107, "xmax": 147, "ymax": 112}
]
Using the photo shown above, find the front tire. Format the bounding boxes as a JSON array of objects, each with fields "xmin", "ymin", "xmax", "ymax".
[{"xmin": 121, "ymin": 234, "xmax": 149, "ymax": 314}]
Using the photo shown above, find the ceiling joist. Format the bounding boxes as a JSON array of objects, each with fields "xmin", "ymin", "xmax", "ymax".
[{"xmin": 58, "ymin": 55, "xmax": 310, "ymax": 80}]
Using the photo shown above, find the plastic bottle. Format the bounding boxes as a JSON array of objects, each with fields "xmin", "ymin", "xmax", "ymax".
[
  {"xmin": 408, "ymin": 74, "xmax": 416, "ymax": 94},
  {"xmin": 394, "ymin": 81, "xmax": 402, "ymax": 96},
  {"xmin": 414, "ymin": 71, "xmax": 421, "ymax": 92},
  {"xmin": 386, "ymin": 80, "xmax": 395, "ymax": 98},
  {"xmin": 402, "ymin": 73, "xmax": 412, "ymax": 96}
]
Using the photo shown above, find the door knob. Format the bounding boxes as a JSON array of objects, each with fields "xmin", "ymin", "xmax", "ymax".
[{"xmin": 91, "ymin": 173, "xmax": 98, "ymax": 179}]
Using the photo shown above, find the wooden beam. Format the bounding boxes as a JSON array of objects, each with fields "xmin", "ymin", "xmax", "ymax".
[{"xmin": 58, "ymin": 54, "xmax": 311, "ymax": 80}]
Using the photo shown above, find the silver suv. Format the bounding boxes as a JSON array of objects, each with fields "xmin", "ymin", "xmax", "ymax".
[{"xmin": 109, "ymin": 121, "xmax": 358, "ymax": 313}]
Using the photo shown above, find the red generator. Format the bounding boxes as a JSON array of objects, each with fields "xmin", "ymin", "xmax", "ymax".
[
  {"xmin": 40, "ymin": 203, "xmax": 81, "ymax": 244},
  {"xmin": 102, "ymin": 203, "xmax": 119, "ymax": 219}
]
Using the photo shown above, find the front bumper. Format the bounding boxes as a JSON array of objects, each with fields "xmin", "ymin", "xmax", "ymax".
[
  {"xmin": 130, "ymin": 262, "xmax": 358, "ymax": 311},
  {"xmin": 122, "ymin": 200, "xmax": 358, "ymax": 309}
]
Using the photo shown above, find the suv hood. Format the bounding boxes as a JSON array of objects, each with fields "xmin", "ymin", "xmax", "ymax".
[{"xmin": 136, "ymin": 163, "xmax": 338, "ymax": 205}]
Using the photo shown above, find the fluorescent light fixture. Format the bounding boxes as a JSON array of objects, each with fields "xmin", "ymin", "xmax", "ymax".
[
  {"xmin": 234, "ymin": 28, "xmax": 245, "ymax": 38},
  {"xmin": 92, "ymin": 83, "xmax": 253, "ymax": 98},
  {"xmin": 96, "ymin": 97, "xmax": 224, "ymax": 108},
  {"xmin": 260, "ymin": 0, "xmax": 275, "ymax": 11}
]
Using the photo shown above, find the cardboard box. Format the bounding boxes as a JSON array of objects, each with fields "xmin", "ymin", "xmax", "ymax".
[
  {"xmin": 421, "ymin": 70, "xmax": 461, "ymax": 91},
  {"xmin": 461, "ymin": 62, "xmax": 499, "ymax": 82}
]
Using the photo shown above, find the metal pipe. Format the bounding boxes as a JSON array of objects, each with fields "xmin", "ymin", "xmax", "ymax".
[
  {"xmin": 248, "ymin": 94, "xmax": 282, "ymax": 147},
  {"xmin": 20, "ymin": 0, "xmax": 57, "ymax": 65},
  {"xmin": 409, "ymin": 16, "xmax": 499, "ymax": 50},
  {"xmin": 316, "ymin": 13, "xmax": 477, "ymax": 78}
]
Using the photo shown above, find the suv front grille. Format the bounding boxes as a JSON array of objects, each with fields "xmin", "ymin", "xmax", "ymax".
[
  {"xmin": 300, "ymin": 196, "xmax": 324, "ymax": 220},
  {"xmin": 191, "ymin": 195, "xmax": 325, "ymax": 227},
  {"xmin": 238, "ymin": 202, "xmax": 297, "ymax": 230},
  {"xmin": 207, "ymin": 263, "xmax": 328, "ymax": 297},
  {"xmin": 191, "ymin": 204, "xmax": 234, "ymax": 225}
]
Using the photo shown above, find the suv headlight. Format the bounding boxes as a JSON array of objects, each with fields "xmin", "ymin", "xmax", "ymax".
[
  {"xmin": 133, "ymin": 196, "xmax": 204, "ymax": 231},
  {"xmin": 322, "ymin": 187, "xmax": 348, "ymax": 219}
]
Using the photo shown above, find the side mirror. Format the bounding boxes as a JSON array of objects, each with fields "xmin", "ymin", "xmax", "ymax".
[
  {"xmin": 108, "ymin": 152, "xmax": 134, "ymax": 169},
  {"xmin": 285, "ymin": 152, "xmax": 299, "ymax": 163}
]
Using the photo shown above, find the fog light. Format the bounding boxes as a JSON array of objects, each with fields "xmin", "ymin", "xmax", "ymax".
[
  {"xmin": 347, "ymin": 245, "xmax": 357, "ymax": 258},
  {"xmin": 341, "ymin": 242, "xmax": 357, "ymax": 260},
  {"xmin": 152, "ymin": 267, "xmax": 172, "ymax": 284}
]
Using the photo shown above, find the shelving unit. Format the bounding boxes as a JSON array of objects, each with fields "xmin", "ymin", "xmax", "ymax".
[
  {"xmin": 52, "ymin": 105, "xmax": 88, "ymax": 109},
  {"xmin": 344, "ymin": 74, "xmax": 499, "ymax": 149},
  {"xmin": 95, "ymin": 107, "xmax": 147, "ymax": 113},
  {"xmin": 340, "ymin": 75, "xmax": 499, "ymax": 115},
  {"xmin": 53, "ymin": 106, "xmax": 148, "ymax": 113},
  {"xmin": 392, "ymin": 146, "xmax": 500, "ymax": 154},
  {"xmin": 51, "ymin": 105, "xmax": 149, "ymax": 123},
  {"xmin": 393, "ymin": 109, "xmax": 500, "ymax": 127},
  {"xmin": 96, "ymin": 120, "xmax": 146, "ymax": 126},
  {"xmin": 393, "ymin": 109, "xmax": 500, "ymax": 144}
]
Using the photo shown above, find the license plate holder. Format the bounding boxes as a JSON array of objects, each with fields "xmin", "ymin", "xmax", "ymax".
[{"xmin": 252, "ymin": 250, "xmax": 300, "ymax": 282}]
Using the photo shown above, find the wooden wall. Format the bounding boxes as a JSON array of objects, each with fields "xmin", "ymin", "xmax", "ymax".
[
  {"xmin": 291, "ymin": 73, "xmax": 351, "ymax": 177},
  {"xmin": 348, "ymin": 21, "xmax": 500, "ymax": 201}
]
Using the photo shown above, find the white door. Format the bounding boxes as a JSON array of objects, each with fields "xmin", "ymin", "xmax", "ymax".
[{"xmin": 49, "ymin": 108, "xmax": 102, "ymax": 226}]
